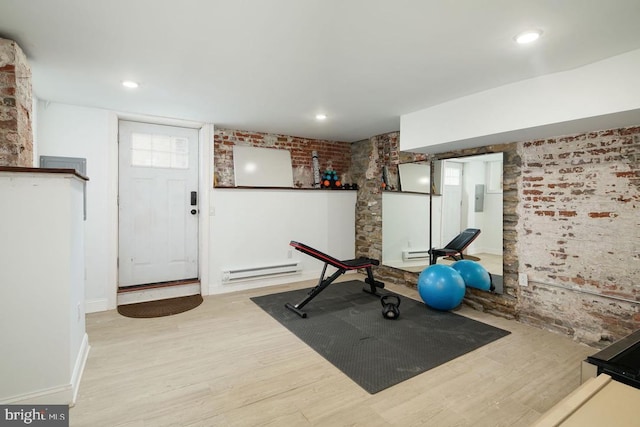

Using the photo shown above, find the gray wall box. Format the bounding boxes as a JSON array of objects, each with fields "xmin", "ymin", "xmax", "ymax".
[
  {"xmin": 474, "ymin": 184, "xmax": 485, "ymax": 212},
  {"xmin": 40, "ymin": 156, "xmax": 87, "ymax": 219},
  {"xmin": 39, "ymin": 156, "xmax": 86, "ymax": 175}
]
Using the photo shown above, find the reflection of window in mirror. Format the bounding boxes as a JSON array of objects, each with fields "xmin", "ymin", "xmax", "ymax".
[
  {"xmin": 486, "ymin": 161, "xmax": 503, "ymax": 193},
  {"xmin": 444, "ymin": 165, "xmax": 461, "ymax": 186}
]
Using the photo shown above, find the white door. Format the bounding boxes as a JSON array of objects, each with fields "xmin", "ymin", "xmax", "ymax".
[
  {"xmin": 118, "ymin": 121, "xmax": 199, "ymax": 287},
  {"xmin": 441, "ymin": 161, "xmax": 463, "ymax": 245}
]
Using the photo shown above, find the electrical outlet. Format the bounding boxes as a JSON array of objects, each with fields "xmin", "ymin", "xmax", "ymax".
[{"xmin": 518, "ymin": 273, "xmax": 528, "ymax": 287}]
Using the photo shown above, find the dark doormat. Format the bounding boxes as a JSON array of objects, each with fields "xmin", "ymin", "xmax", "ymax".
[
  {"xmin": 118, "ymin": 295, "xmax": 203, "ymax": 318},
  {"xmin": 251, "ymin": 280, "xmax": 510, "ymax": 394}
]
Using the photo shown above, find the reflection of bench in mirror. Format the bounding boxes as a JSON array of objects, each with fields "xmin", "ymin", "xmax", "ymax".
[
  {"xmin": 429, "ymin": 228, "xmax": 481, "ymax": 265},
  {"xmin": 428, "ymin": 228, "xmax": 504, "ymax": 293}
]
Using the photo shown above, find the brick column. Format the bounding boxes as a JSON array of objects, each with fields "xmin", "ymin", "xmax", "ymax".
[{"xmin": 0, "ymin": 38, "xmax": 33, "ymax": 167}]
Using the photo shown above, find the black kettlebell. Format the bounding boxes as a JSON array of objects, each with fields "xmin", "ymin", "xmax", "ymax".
[{"xmin": 381, "ymin": 295, "xmax": 401, "ymax": 320}]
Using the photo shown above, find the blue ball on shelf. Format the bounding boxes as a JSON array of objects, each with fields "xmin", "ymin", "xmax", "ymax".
[{"xmin": 417, "ymin": 264, "xmax": 466, "ymax": 311}]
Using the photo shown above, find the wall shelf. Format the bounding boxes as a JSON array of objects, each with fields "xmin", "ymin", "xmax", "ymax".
[{"xmin": 214, "ymin": 186, "xmax": 357, "ymax": 191}]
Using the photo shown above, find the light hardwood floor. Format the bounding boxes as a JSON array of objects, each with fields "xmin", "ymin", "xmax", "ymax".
[{"xmin": 71, "ymin": 274, "xmax": 595, "ymax": 426}]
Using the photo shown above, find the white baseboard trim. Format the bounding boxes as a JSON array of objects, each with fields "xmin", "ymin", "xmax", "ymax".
[
  {"xmin": 2, "ymin": 384, "xmax": 73, "ymax": 405},
  {"xmin": 70, "ymin": 333, "xmax": 90, "ymax": 406},
  {"xmin": 85, "ymin": 298, "xmax": 109, "ymax": 313},
  {"xmin": 2, "ymin": 334, "xmax": 90, "ymax": 405}
]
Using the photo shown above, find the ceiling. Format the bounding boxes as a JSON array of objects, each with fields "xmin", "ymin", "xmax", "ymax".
[{"xmin": 2, "ymin": 0, "xmax": 640, "ymax": 142}]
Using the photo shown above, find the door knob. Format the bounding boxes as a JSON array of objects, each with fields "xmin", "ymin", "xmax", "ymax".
[{"xmin": 190, "ymin": 209, "xmax": 197, "ymax": 215}]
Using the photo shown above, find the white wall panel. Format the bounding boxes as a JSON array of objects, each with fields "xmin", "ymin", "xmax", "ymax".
[{"xmin": 208, "ymin": 189, "xmax": 356, "ymax": 293}]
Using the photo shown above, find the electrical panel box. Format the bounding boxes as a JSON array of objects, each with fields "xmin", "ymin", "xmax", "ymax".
[
  {"xmin": 474, "ymin": 184, "xmax": 485, "ymax": 212},
  {"xmin": 40, "ymin": 156, "xmax": 87, "ymax": 219}
]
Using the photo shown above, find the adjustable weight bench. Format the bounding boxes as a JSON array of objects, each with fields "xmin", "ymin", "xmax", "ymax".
[
  {"xmin": 285, "ymin": 240, "xmax": 385, "ymax": 318},
  {"xmin": 429, "ymin": 228, "xmax": 481, "ymax": 265}
]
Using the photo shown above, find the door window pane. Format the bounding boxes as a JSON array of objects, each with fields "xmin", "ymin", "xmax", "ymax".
[
  {"xmin": 444, "ymin": 166, "xmax": 461, "ymax": 185},
  {"xmin": 131, "ymin": 133, "xmax": 189, "ymax": 169}
]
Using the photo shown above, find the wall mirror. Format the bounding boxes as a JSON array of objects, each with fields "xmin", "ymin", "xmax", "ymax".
[{"xmin": 382, "ymin": 152, "xmax": 504, "ymax": 293}]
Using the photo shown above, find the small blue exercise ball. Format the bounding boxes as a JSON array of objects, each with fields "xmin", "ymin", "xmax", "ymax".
[
  {"xmin": 451, "ymin": 260, "xmax": 491, "ymax": 291},
  {"xmin": 417, "ymin": 264, "xmax": 466, "ymax": 311}
]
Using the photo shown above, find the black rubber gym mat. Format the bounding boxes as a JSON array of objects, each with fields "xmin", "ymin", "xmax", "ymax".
[{"xmin": 251, "ymin": 280, "xmax": 510, "ymax": 394}]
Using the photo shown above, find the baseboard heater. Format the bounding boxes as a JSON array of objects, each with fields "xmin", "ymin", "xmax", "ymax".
[
  {"xmin": 222, "ymin": 260, "xmax": 301, "ymax": 282},
  {"xmin": 402, "ymin": 249, "xmax": 430, "ymax": 261}
]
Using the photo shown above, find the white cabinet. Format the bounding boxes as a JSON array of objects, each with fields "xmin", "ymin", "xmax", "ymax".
[{"xmin": 0, "ymin": 168, "xmax": 89, "ymax": 405}]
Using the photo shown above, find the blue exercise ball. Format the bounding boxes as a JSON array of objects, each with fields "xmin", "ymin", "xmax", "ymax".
[
  {"xmin": 417, "ymin": 264, "xmax": 466, "ymax": 311},
  {"xmin": 451, "ymin": 260, "xmax": 491, "ymax": 291}
]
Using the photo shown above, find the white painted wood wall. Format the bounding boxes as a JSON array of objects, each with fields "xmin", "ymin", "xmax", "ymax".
[{"xmin": 0, "ymin": 170, "xmax": 89, "ymax": 404}]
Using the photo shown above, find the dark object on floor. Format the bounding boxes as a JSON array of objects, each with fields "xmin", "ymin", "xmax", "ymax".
[
  {"xmin": 251, "ymin": 280, "xmax": 510, "ymax": 394},
  {"xmin": 117, "ymin": 294, "xmax": 203, "ymax": 318},
  {"xmin": 429, "ymin": 228, "xmax": 481, "ymax": 265},
  {"xmin": 285, "ymin": 240, "xmax": 384, "ymax": 318},
  {"xmin": 586, "ymin": 329, "xmax": 640, "ymax": 389},
  {"xmin": 381, "ymin": 294, "xmax": 401, "ymax": 319}
]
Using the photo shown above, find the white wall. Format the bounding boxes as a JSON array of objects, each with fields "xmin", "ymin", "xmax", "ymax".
[
  {"xmin": 400, "ymin": 48, "xmax": 640, "ymax": 153},
  {"xmin": 31, "ymin": 95, "xmax": 38, "ymax": 165},
  {"xmin": 481, "ymin": 192, "xmax": 503, "ymax": 254},
  {"xmin": 382, "ymin": 192, "xmax": 442, "ymax": 264},
  {"xmin": 461, "ymin": 160, "xmax": 483, "ymax": 236},
  {"xmin": 0, "ymin": 172, "xmax": 88, "ymax": 404},
  {"xmin": 460, "ymin": 161, "xmax": 502, "ymax": 254},
  {"xmin": 209, "ymin": 189, "xmax": 356, "ymax": 293},
  {"xmin": 36, "ymin": 101, "xmax": 359, "ymax": 311},
  {"xmin": 37, "ymin": 102, "xmax": 114, "ymax": 312}
]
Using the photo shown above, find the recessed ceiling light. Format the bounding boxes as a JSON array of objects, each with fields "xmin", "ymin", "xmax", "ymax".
[
  {"xmin": 515, "ymin": 30, "xmax": 542, "ymax": 44},
  {"xmin": 122, "ymin": 80, "xmax": 139, "ymax": 89},
  {"xmin": 315, "ymin": 114, "xmax": 327, "ymax": 121}
]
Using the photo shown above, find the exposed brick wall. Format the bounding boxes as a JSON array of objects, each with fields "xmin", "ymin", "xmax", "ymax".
[
  {"xmin": 378, "ymin": 132, "xmax": 428, "ymax": 191},
  {"xmin": 517, "ymin": 127, "xmax": 640, "ymax": 346},
  {"xmin": 351, "ymin": 136, "xmax": 383, "ymax": 261},
  {"xmin": 352, "ymin": 131, "xmax": 430, "ymax": 286},
  {"xmin": 0, "ymin": 39, "xmax": 32, "ymax": 167},
  {"xmin": 213, "ymin": 128, "xmax": 352, "ymax": 188}
]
